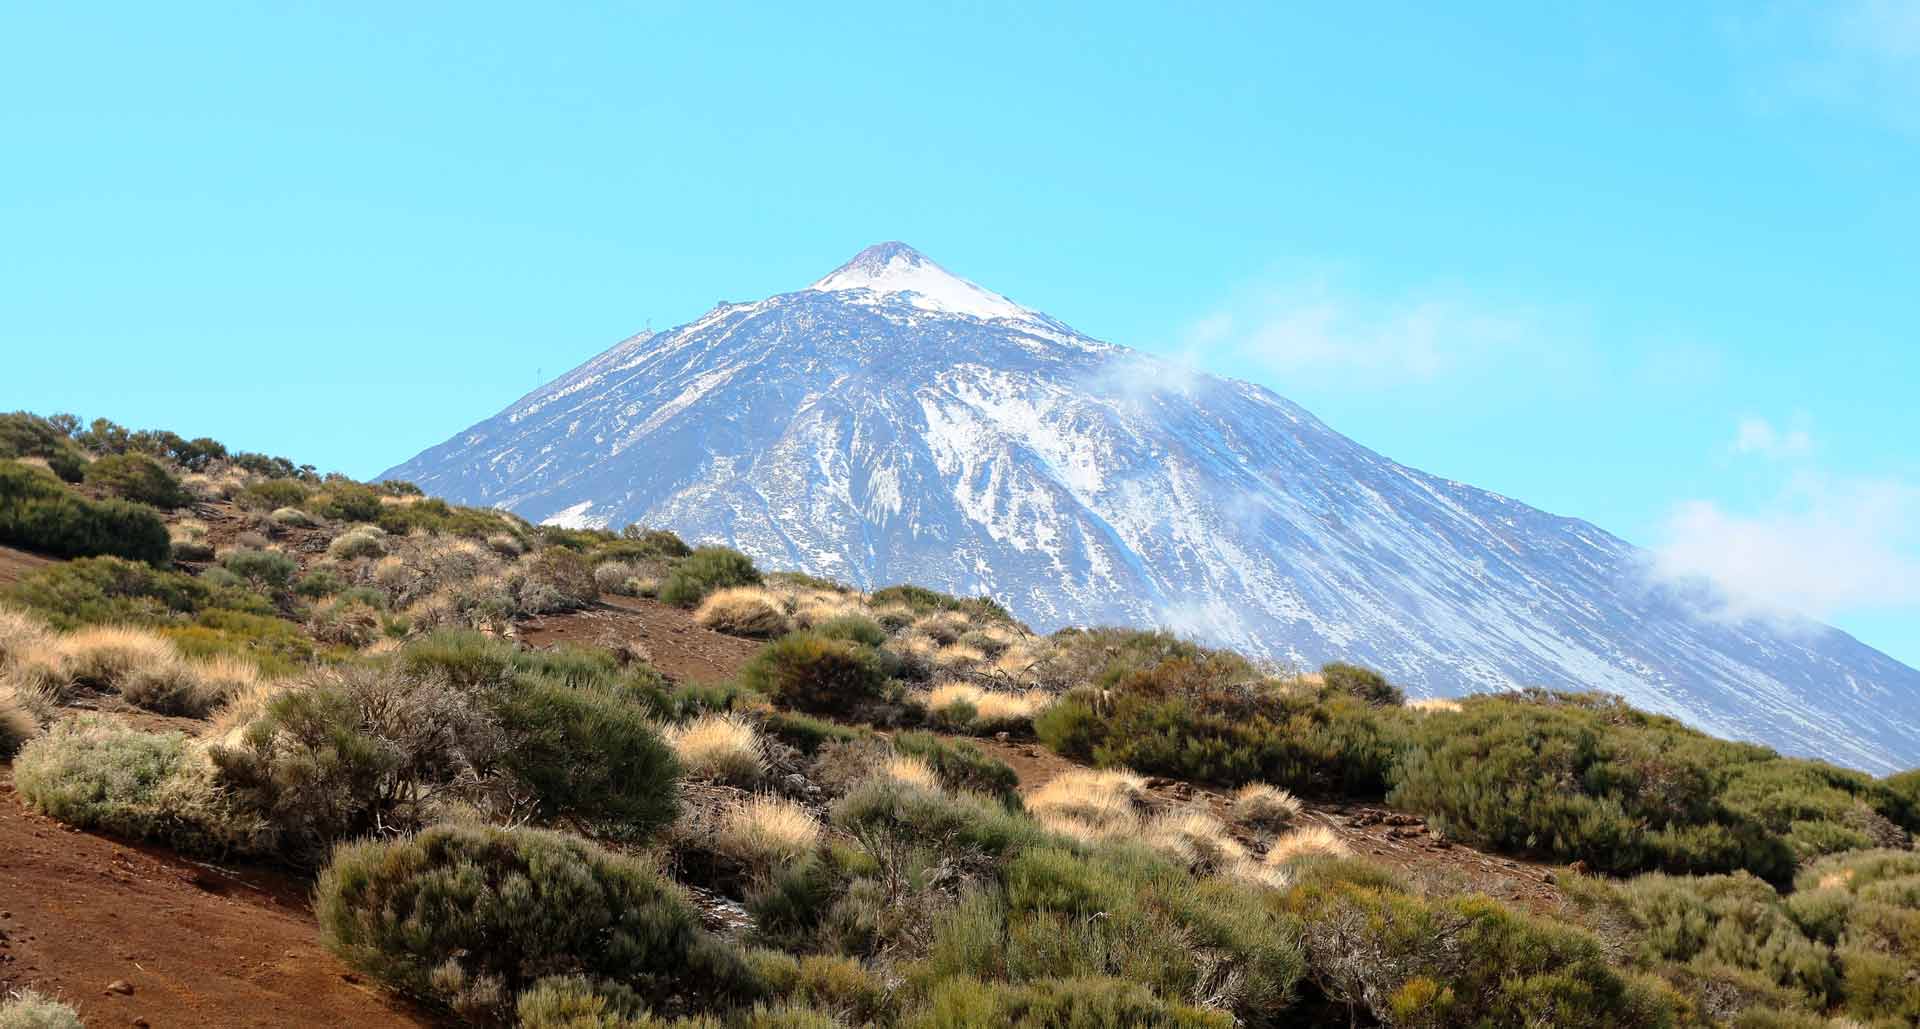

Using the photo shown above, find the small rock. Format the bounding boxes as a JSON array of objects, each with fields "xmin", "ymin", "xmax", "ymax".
[
  {"xmin": 994, "ymin": 731, "xmax": 1010, "ymax": 742},
  {"xmin": 132, "ymin": 1019, "xmax": 151, "ymax": 1028},
  {"xmin": 1541, "ymin": 871, "xmax": 1557, "ymax": 885},
  {"xmin": 105, "ymin": 980, "xmax": 135, "ymax": 996}
]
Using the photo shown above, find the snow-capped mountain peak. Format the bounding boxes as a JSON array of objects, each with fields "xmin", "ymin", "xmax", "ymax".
[
  {"xmin": 382, "ymin": 247, "xmax": 1920, "ymax": 773},
  {"xmin": 809, "ymin": 241, "xmax": 1038, "ymax": 323}
]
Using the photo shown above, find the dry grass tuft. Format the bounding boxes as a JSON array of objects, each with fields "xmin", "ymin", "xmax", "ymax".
[
  {"xmin": 1144, "ymin": 809, "xmax": 1247, "ymax": 873},
  {"xmin": 666, "ymin": 713, "xmax": 766, "ymax": 785},
  {"xmin": 56, "ymin": 626, "xmax": 177, "ymax": 690},
  {"xmin": 0, "ymin": 604, "xmax": 55, "ymax": 666},
  {"xmin": 880, "ymin": 754, "xmax": 940, "ymax": 789},
  {"xmin": 1028, "ymin": 768, "xmax": 1149, "ymax": 840},
  {"xmin": 1231, "ymin": 783, "xmax": 1302, "ymax": 831},
  {"xmin": 1225, "ymin": 856, "xmax": 1293, "ymax": 891},
  {"xmin": 931, "ymin": 643, "xmax": 987, "ymax": 670},
  {"xmin": 1407, "ymin": 697, "xmax": 1464, "ymax": 714},
  {"xmin": 912, "ymin": 611, "xmax": 973, "ymax": 645},
  {"xmin": 925, "ymin": 682, "xmax": 1051, "ymax": 731},
  {"xmin": 694, "ymin": 587, "xmax": 793, "ymax": 639},
  {"xmin": 714, "ymin": 795, "xmax": 824, "ymax": 868},
  {"xmin": 1264, "ymin": 824, "xmax": 1352, "ymax": 866},
  {"xmin": 0, "ymin": 683, "xmax": 45, "ymax": 758}
]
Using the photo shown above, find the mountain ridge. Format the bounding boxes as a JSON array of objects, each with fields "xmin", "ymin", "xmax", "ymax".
[{"xmin": 383, "ymin": 243, "xmax": 1920, "ymax": 772}]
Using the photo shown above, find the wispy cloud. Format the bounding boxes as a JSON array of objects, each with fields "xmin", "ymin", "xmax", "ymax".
[
  {"xmin": 1174, "ymin": 275, "xmax": 1544, "ymax": 385},
  {"xmin": 1651, "ymin": 417, "xmax": 1920, "ymax": 624},
  {"xmin": 1730, "ymin": 0, "xmax": 1920, "ymax": 131}
]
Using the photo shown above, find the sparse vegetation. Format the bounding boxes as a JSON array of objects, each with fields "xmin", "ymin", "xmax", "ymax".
[{"xmin": 660, "ymin": 545, "xmax": 763, "ymax": 608}]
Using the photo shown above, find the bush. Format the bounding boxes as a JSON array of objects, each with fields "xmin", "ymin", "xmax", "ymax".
[
  {"xmin": 328, "ymin": 528, "xmax": 386, "ymax": 560},
  {"xmin": 518, "ymin": 547, "xmax": 599, "ymax": 613},
  {"xmin": 906, "ymin": 976, "xmax": 1233, "ymax": 1028},
  {"xmin": 0, "ymin": 461, "xmax": 171, "ymax": 564},
  {"xmin": 222, "ymin": 548, "xmax": 298, "ymax": 592},
  {"xmin": 893, "ymin": 731, "xmax": 1020, "ymax": 806},
  {"xmin": 816, "ymin": 614, "xmax": 887, "ymax": 648},
  {"xmin": 0, "ymin": 989, "xmax": 85, "ymax": 1029},
  {"xmin": 1232, "ymin": 783, "xmax": 1301, "ymax": 831},
  {"xmin": 665, "ymin": 712, "xmax": 766, "ymax": 784},
  {"xmin": 316, "ymin": 823, "xmax": 755, "ymax": 1020},
  {"xmin": 83, "ymin": 452, "xmax": 190, "ymax": 508},
  {"xmin": 1387, "ymin": 692, "xmax": 1831, "ymax": 882},
  {"xmin": 740, "ymin": 633, "xmax": 887, "ymax": 718},
  {"xmin": 833, "ymin": 777, "xmax": 1042, "ymax": 861},
  {"xmin": 1039, "ymin": 656, "xmax": 1405, "ymax": 798},
  {"xmin": 5, "ymin": 556, "xmax": 223, "ymax": 628},
  {"xmin": 618, "ymin": 525, "xmax": 693, "ymax": 558},
  {"xmin": 715, "ymin": 796, "xmax": 826, "ymax": 870},
  {"xmin": 868, "ymin": 585, "xmax": 1017, "ymax": 627},
  {"xmin": 1318, "ymin": 662, "xmax": 1403, "ymax": 706},
  {"xmin": 1279, "ymin": 859, "xmax": 1680, "ymax": 1027},
  {"xmin": 308, "ymin": 482, "xmax": 383, "ymax": 522},
  {"xmin": 490, "ymin": 673, "xmax": 681, "ymax": 834},
  {"xmin": 659, "ymin": 546, "xmax": 762, "ymax": 608},
  {"xmin": 236, "ymin": 479, "xmax": 310, "ymax": 512}
]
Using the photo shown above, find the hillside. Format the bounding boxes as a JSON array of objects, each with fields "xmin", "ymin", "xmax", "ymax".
[
  {"xmin": 6, "ymin": 411, "xmax": 1920, "ymax": 1027},
  {"xmin": 381, "ymin": 243, "xmax": 1920, "ymax": 773}
]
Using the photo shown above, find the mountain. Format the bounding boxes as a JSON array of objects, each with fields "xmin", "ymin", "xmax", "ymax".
[{"xmin": 383, "ymin": 242, "xmax": 1920, "ymax": 772}]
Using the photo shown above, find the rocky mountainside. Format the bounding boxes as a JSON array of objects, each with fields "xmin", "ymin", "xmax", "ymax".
[{"xmin": 383, "ymin": 242, "xmax": 1920, "ymax": 771}]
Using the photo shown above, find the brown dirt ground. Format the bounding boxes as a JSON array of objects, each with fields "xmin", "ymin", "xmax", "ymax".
[
  {"xmin": 0, "ymin": 544, "xmax": 56, "ymax": 589},
  {"xmin": 519, "ymin": 593, "xmax": 763, "ymax": 686},
  {"xmin": 0, "ymin": 768, "xmax": 438, "ymax": 1029}
]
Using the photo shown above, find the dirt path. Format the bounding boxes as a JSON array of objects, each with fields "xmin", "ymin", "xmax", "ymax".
[
  {"xmin": 0, "ymin": 768, "xmax": 437, "ymax": 1029},
  {"xmin": 520, "ymin": 594, "xmax": 762, "ymax": 685}
]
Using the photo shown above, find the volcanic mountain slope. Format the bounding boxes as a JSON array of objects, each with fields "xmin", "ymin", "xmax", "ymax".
[{"xmin": 383, "ymin": 242, "xmax": 1920, "ymax": 771}]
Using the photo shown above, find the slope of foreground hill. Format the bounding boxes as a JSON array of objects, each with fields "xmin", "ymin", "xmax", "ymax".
[
  {"xmin": 5, "ymin": 410, "xmax": 1920, "ymax": 1027},
  {"xmin": 382, "ymin": 243, "xmax": 1920, "ymax": 773}
]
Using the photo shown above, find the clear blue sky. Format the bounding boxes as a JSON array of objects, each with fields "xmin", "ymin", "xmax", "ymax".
[{"xmin": 4, "ymin": 4, "xmax": 1916, "ymax": 664}]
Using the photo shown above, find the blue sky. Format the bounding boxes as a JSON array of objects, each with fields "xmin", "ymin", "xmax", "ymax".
[{"xmin": 4, "ymin": 3, "xmax": 1917, "ymax": 664}]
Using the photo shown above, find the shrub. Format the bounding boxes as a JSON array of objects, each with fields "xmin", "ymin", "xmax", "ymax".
[
  {"xmin": 740, "ymin": 632, "xmax": 887, "ymax": 718},
  {"xmin": 815, "ymin": 614, "xmax": 887, "ymax": 647},
  {"xmin": 307, "ymin": 596, "xmax": 384, "ymax": 647},
  {"xmin": 236, "ymin": 479, "xmax": 310, "ymax": 512},
  {"xmin": 1318, "ymin": 662, "xmax": 1404, "ymax": 706},
  {"xmin": 1279, "ymin": 859, "xmax": 1680, "ymax": 1027},
  {"xmin": 695, "ymin": 587, "xmax": 794, "ymax": 639},
  {"xmin": 328, "ymin": 528, "xmax": 386, "ymax": 560},
  {"xmin": 0, "ymin": 462, "xmax": 172, "ymax": 564},
  {"xmin": 210, "ymin": 666, "xmax": 506, "ymax": 861},
  {"xmin": 308, "ymin": 482, "xmax": 383, "ymax": 522},
  {"xmin": 905, "ymin": 976, "xmax": 1233, "ymax": 1028},
  {"xmin": 666, "ymin": 712, "xmax": 766, "ymax": 784},
  {"xmin": 1604, "ymin": 872, "xmax": 1838, "ymax": 1005},
  {"xmin": 83, "ymin": 452, "xmax": 190, "ymax": 508},
  {"xmin": 490, "ymin": 673, "xmax": 681, "ymax": 834},
  {"xmin": 0, "ymin": 990, "xmax": 85, "ymax": 1029},
  {"xmin": 222, "ymin": 548, "xmax": 298, "ymax": 592},
  {"xmin": 715, "ymin": 796, "xmax": 826, "ymax": 870},
  {"xmin": 1388, "ymin": 692, "xmax": 1811, "ymax": 882},
  {"xmin": 868, "ymin": 584, "xmax": 1016, "ymax": 627},
  {"xmin": 762, "ymin": 710, "xmax": 866, "ymax": 755},
  {"xmin": 1042, "ymin": 656, "xmax": 1405, "ymax": 798},
  {"xmin": 892, "ymin": 731, "xmax": 1020, "ymax": 805},
  {"xmin": 316, "ymin": 823, "xmax": 754, "ymax": 1020},
  {"xmin": 518, "ymin": 547, "xmax": 599, "ymax": 613},
  {"xmin": 832, "ymin": 777, "xmax": 1041, "ymax": 861},
  {"xmin": 14, "ymin": 717, "xmax": 271, "ymax": 855},
  {"xmin": 660, "ymin": 546, "xmax": 762, "ymax": 608},
  {"xmin": 6, "ymin": 556, "xmax": 220, "ymax": 628},
  {"xmin": 593, "ymin": 559, "xmax": 638, "ymax": 595}
]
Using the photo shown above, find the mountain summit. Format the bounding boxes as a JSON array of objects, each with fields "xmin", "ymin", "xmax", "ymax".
[{"xmin": 382, "ymin": 244, "xmax": 1920, "ymax": 771}]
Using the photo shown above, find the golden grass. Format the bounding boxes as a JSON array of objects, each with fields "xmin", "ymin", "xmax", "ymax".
[
  {"xmin": 1028, "ymin": 768, "xmax": 1149, "ymax": 839},
  {"xmin": 931, "ymin": 643, "xmax": 987, "ymax": 669},
  {"xmin": 990, "ymin": 644, "xmax": 1039, "ymax": 682},
  {"xmin": 1231, "ymin": 783, "xmax": 1301, "ymax": 830},
  {"xmin": 1225, "ymin": 856, "xmax": 1294, "ymax": 891},
  {"xmin": 666, "ymin": 713, "xmax": 766, "ymax": 784},
  {"xmin": 1264, "ymin": 825, "xmax": 1352, "ymax": 866},
  {"xmin": 208, "ymin": 681, "xmax": 290, "ymax": 746},
  {"xmin": 56, "ymin": 626, "xmax": 177, "ymax": 688},
  {"xmin": 0, "ymin": 604, "xmax": 54, "ymax": 666},
  {"xmin": 791, "ymin": 595, "xmax": 864, "ymax": 629},
  {"xmin": 926, "ymin": 682, "xmax": 1053, "ymax": 730},
  {"xmin": 1145, "ymin": 809, "xmax": 1247, "ymax": 872},
  {"xmin": 880, "ymin": 754, "xmax": 940, "ymax": 789},
  {"xmin": 1407, "ymin": 697, "xmax": 1464, "ymax": 714},
  {"xmin": 714, "ymin": 795, "xmax": 824, "ymax": 868},
  {"xmin": 694, "ymin": 587, "xmax": 793, "ymax": 639},
  {"xmin": 913, "ymin": 611, "xmax": 973, "ymax": 645},
  {"xmin": 869, "ymin": 603, "xmax": 915, "ymax": 630},
  {"xmin": 0, "ymin": 682, "xmax": 43, "ymax": 757}
]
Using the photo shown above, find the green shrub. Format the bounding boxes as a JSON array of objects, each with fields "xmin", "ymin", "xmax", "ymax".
[
  {"xmin": 1608, "ymin": 872, "xmax": 1838, "ymax": 1005},
  {"xmin": 236, "ymin": 478, "xmax": 310, "ymax": 512},
  {"xmin": 308, "ymin": 482, "xmax": 383, "ymax": 522},
  {"xmin": 0, "ymin": 989, "xmax": 86, "ymax": 1029},
  {"xmin": 1318, "ymin": 662, "xmax": 1403, "ymax": 706},
  {"xmin": 83, "ymin": 452, "xmax": 190, "ymax": 508},
  {"xmin": 1030, "ymin": 627, "xmax": 1249, "ymax": 692},
  {"xmin": 316, "ymin": 823, "xmax": 755, "ymax": 1021},
  {"xmin": 815, "ymin": 614, "xmax": 887, "ymax": 647},
  {"xmin": 1041, "ymin": 655, "xmax": 1405, "ymax": 798},
  {"xmin": 832, "ymin": 777, "xmax": 1042, "ymax": 861},
  {"xmin": 659, "ymin": 546, "xmax": 762, "ymax": 607},
  {"xmin": 514, "ymin": 975, "xmax": 659, "ymax": 1029},
  {"xmin": 375, "ymin": 498, "xmax": 529, "ymax": 541},
  {"xmin": 521, "ymin": 547, "xmax": 599, "ymax": 612},
  {"xmin": 1279, "ymin": 859, "xmax": 1680, "ymax": 1027},
  {"xmin": 490, "ymin": 673, "xmax": 681, "ymax": 835},
  {"xmin": 905, "ymin": 975, "xmax": 1233, "ymax": 1028},
  {"xmin": 1388, "ymin": 692, "xmax": 1824, "ymax": 882},
  {"xmin": 294, "ymin": 567, "xmax": 346, "ymax": 598},
  {"xmin": 5, "ymin": 556, "xmax": 218, "ymax": 627},
  {"xmin": 868, "ymin": 584, "xmax": 1017, "ymax": 627},
  {"xmin": 0, "ymin": 461, "xmax": 171, "ymax": 564},
  {"xmin": 763, "ymin": 710, "xmax": 868, "ymax": 755},
  {"xmin": 0, "ymin": 411, "xmax": 88, "ymax": 482},
  {"xmin": 740, "ymin": 632, "xmax": 887, "ymax": 718},
  {"xmin": 893, "ymin": 731, "xmax": 1020, "ymax": 806},
  {"xmin": 222, "ymin": 548, "xmax": 298, "ymax": 592}
]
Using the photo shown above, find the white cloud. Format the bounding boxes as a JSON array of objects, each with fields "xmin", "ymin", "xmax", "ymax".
[
  {"xmin": 1730, "ymin": 0, "xmax": 1920, "ymax": 130},
  {"xmin": 1731, "ymin": 415, "xmax": 1813, "ymax": 458},
  {"xmin": 1652, "ymin": 420, "xmax": 1920, "ymax": 623},
  {"xmin": 1176, "ymin": 276, "xmax": 1541, "ymax": 383}
]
